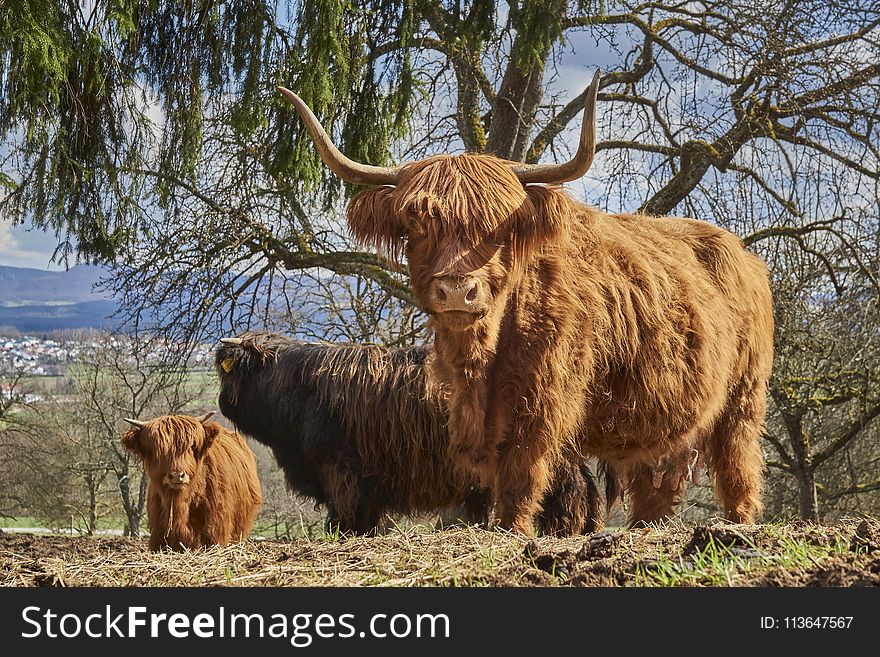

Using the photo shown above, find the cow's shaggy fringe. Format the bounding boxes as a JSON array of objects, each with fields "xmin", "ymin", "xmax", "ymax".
[
  {"xmin": 122, "ymin": 415, "xmax": 262, "ymax": 551},
  {"xmin": 216, "ymin": 332, "xmax": 605, "ymax": 535},
  {"xmin": 348, "ymin": 153, "xmax": 775, "ymax": 535}
]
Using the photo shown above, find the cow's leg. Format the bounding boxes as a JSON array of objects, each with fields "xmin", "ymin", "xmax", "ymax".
[
  {"xmin": 535, "ymin": 458, "xmax": 602, "ymax": 536},
  {"xmin": 353, "ymin": 479, "xmax": 386, "ymax": 535},
  {"xmin": 212, "ymin": 513, "xmax": 233, "ymax": 547},
  {"xmin": 492, "ymin": 446, "xmax": 553, "ymax": 536},
  {"xmin": 623, "ymin": 457, "xmax": 687, "ymax": 527},
  {"xmin": 148, "ymin": 532, "xmax": 164, "ymax": 551},
  {"xmin": 321, "ymin": 463, "xmax": 359, "ymax": 535},
  {"xmin": 433, "ymin": 487, "xmax": 491, "ymax": 529},
  {"xmin": 228, "ymin": 501, "xmax": 251, "ymax": 543},
  {"xmin": 458, "ymin": 487, "xmax": 492, "ymax": 527},
  {"xmin": 238, "ymin": 500, "xmax": 260, "ymax": 542},
  {"xmin": 324, "ymin": 507, "xmax": 345, "ymax": 535},
  {"xmin": 705, "ymin": 380, "xmax": 765, "ymax": 524},
  {"xmin": 462, "ymin": 487, "xmax": 492, "ymax": 526},
  {"xmin": 190, "ymin": 503, "xmax": 219, "ymax": 548},
  {"xmin": 352, "ymin": 509, "xmax": 384, "ymax": 535},
  {"xmin": 579, "ymin": 461, "xmax": 604, "ymax": 534},
  {"xmin": 446, "ymin": 378, "xmax": 494, "ymax": 474},
  {"xmin": 147, "ymin": 493, "xmax": 168, "ymax": 551}
]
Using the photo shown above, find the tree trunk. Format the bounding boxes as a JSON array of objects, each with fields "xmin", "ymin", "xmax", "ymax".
[
  {"xmin": 134, "ymin": 473, "xmax": 149, "ymax": 538},
  {"xmin": 784, "ymin": 412, "xmax": 820, "ymax": 521},
  {"xmin": 485, "ymin": 57, "xmax": 546, "ymax": 159},
  {"xmin": 117, "ymin": 455, "xmax": 148, "ymax": 538},
  {"xmin": 452, "ymin": 56, "xmax": 487, "ymax": 152},
  {"xmin": 117, "ymin": 463, "xmax": 138, "ymax": 538},
  {"xmin": 795, "ymin": 466, "xmax": 820, "ymax": 522},
  {"xmin": 485, "ymin": 0, "xmax": 566, "ymax": 160},
  {"xmin": 126, "ymin": 508, "xmax": 141, "ymax": 538},
  {"xmin": 87, "ymin": 476, "xmax": 97, "ymax": 536}
]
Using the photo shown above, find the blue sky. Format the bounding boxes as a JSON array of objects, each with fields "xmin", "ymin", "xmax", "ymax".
[{"xmin": 0, "ymin": 219, "xmax": 66, "ymax": 270}]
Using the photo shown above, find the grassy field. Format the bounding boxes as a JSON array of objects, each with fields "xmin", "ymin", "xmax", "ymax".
[
  {"xmin": 0, "ymin": 514, "xmax": 321, "ymax": 540},
  {"xmin": 0, "ymin": 516, "xmax": 128, "ymax": 534},
  {"xmin": 16, "ymin": 374, "xmax": 66, "ymax": 393},
  {"xmin": 1, "ymin": 517, "xmax": 877, "ymax": 587},
  {"xmin": 178, "ymin": 367, "xmax": 224, "ymax": 412},
  {"xmin": 12, "ymin": 366, "xmax": 221, "ymax": 412}
]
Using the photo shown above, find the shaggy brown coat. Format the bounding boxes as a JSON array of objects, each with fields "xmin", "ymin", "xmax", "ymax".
[
  {"xmin": 346, "ymin": 154, "xmax": 775, "ymax": 535},
  {"xmin": 216, "ymin": 332, "xmax": 606, "ymax": 535},
  {"xmin": 122, "ymin": 414, "xmax": 263, "ymax": 551}
]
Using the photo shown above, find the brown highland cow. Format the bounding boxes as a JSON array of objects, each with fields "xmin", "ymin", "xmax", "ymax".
[
  {"xmin": 279, "ymin": 70, "xmax": 774, "ymax": 535},
  {"xmin": 121, "ymin": 412, "xmax": 263, "ymax": 551}
]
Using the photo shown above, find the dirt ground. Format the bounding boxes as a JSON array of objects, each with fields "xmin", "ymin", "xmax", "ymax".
[{"xmin": 2, "ymin": 517, "xmax": 878, "ymax": 587}]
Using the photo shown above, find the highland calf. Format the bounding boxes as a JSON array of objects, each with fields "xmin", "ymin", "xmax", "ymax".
[
  {"xmin": 121, "ymin": 413, "xmax": 263, "ymax": 551},
  {"xmin": 280, "ymin": 70, "xmax": 775, "ymax": 534},
  {"xmin": 215, "ymin": 331, "xmax": 606, "ymax": 535}
]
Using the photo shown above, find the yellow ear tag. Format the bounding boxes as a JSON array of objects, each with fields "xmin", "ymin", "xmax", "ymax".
[{"xmin": 221, "ymin": 357, "xmax": 235, "ymax": 372}]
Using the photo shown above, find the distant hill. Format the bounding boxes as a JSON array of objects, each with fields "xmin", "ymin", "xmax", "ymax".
[
  {"xmin": 0, "ymin": 263, "xmax": 396, "ymax": 337},
  {"xmin": 0, "ymin": 265, "xmax": 119, "ymax": 333},
  {"xmin": 0, "ymin": 264, "xmax": 111, "ymax": 304}
]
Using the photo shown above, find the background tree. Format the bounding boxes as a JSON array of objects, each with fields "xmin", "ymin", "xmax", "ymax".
[
  {"xmin": 0, "ymin": 362, "xmax": 29, "ymax": 422},
  {"xmin": 0, "ymin": 387, "xmax": 116, "ymax": 533},
  {"xmin": 0, "ymin": 364, "xmax": 66, "ymax": 522},
  {"xmin": 763, "ymin": 239, "xmax": 880, "ymax": 521},
  {"xmin": 1, "ymin": 1, "xmax": 878, "ymax": 520}
]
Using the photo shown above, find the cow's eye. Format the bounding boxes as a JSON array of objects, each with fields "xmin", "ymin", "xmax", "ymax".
[{"xmin": 404, "ymin": 215, "xmax": 427, "ymax": 236}]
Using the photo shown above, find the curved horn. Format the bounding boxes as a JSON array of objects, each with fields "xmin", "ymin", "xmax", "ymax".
[
  {"xmin": 277, "ymin": 87, "xmax": 401, "ymax": 186},
  {"xmin": 511, "ymin": 70, "xmax": 600, "ymax": 184},
  {"xmin": 197, "ymin": 411, "xmax": 216, "ymax": 424},
  {"xmin": 123, "ymin": 418, "xmax": 146, "ymax": 429},
  {"xmin": 220, "ymin": 337, "xmax": 243, "ymax": 345}
]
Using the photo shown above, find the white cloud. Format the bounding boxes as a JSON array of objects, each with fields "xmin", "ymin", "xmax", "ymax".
[{"xmin": 0, "ymin": 219, "xmax": 62, "ymax": 270}]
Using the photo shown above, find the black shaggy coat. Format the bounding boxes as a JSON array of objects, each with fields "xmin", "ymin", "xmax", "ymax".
[{"xmin": 215, "ymin": 332, "xmax": 604, "ymax": 535}]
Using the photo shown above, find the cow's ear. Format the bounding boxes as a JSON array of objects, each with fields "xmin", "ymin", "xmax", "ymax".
[
  {"xmin": 347, "ymin": 186, "xmax": 406, "ymax": 261},
  {"xmin": 201, "ymin": 421, "xmax": 220, "ymax": 452},
  {"xmin": 512, "ymin": 185, "xmax": 572, "ymax": 261},
  {"xmin": 121, "ymin": 429, "xmax": 142, "ymax": 456}
]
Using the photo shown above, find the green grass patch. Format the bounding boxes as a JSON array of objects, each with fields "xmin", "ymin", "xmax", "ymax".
[
  {"xmin": 635, "ymin": 524, "xmax": 858, "ymax": 587},
  {"xmin": 0, "ymin": 515, "xmax": 128, "ymax": 532},
  {"xmin": 635, "ymin": 536, "xmax": 754, "ymax": 586}
]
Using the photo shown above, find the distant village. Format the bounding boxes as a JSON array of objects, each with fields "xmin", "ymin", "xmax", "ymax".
[{"xmin": 0, "ymin": 332, "xmax": 216, "ymax": 377}]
